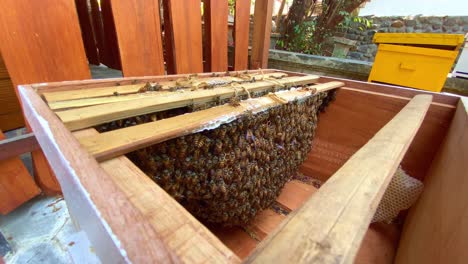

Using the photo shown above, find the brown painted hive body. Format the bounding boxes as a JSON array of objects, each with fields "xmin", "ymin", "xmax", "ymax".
[{"xmin": 124, "ymin": 90, "xmax": 336, "ymax": 226}]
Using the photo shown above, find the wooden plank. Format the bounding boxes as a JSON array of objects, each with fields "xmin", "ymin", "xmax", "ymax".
[
  {"xmin": 43, "ymin": 72, "xmax": 288, "ymax": 103},
  {"xmin": 0, "ymin": 0, "xmax": 91, "ymax": 196},
  {"xmin": 19, "ymin": 85, "xmax": 238, "ymax": 263},
  {"xmin": 0, "ymin": 133, "xmax": 39, "ymax": 161},
  {"xmin": 0, "ymin": 130, "xmax": 41, "ymax": 215},
  {"xmin": 75, "ymin": 0, "xmax": 100, "ymax": 65},
  {"xmin": 247, "ymin": 209, "xmax": 286, "ymax": 240},
  {"xmin": 276, "ymin": 180, "xmax": 317, "ymax": 211},
  {"xmin": 319, "ymin": 76, "xmax": 459, "ymax": 106},
  {"xmin": 300, "ymin": 88, "xmax": 455, "ymax": 182},
  {"xmin": 78, "ymin": 82, "xmax": 340, "ymax": 160},
  {"xmin": 204, "ymin": 0, "xmax": 229, "ymax": 72},
  {"xmin": 0, "ymin": 0, "xmax": 91, "ymax": 85},
  {"xmin": 33, "ymin": 69, "xmax": 279, "ymax": 93},
  {"xmin": 166, "ymin": 0, "xmax": 204, "ymax": 73},
  {"xmin": 110, "ymin": 0, "xmax": 165, "ymax": 76},
  {"xmin": 0, "ymin": 78, "xmax": 24, "ymax": 130},
  {"xmin": 251, "ymin": 0, "xmax": 274, "ymax": 69},
  {"xmin": 43, "ymin": 84, "xmax": 145, "ymax": 102},
  {"xmin": 57, "ymin": 76, "xmax": 329, "ymax": 131},
  {"xmin": 74, "ymin": 128, "xmax": 241, "ymax": 263},
  {"xmin": 234, "ymin": 0, "xmax": 251, "ymax": 70},
  {"xmin": 395, "ymin": 98, "xmax": 468, "ymax": 264},
  {"xmin": 0, "ymin": 54, "xmax": 9, "ymax": 79},
  {"xmin": 356, "ymin": 223, "xmax": 400, "ymax": 264},
  {"xmin": 210, "ymin": 226, "xmax": 258, "ymax": 260},
  {"xmin": 246, "ymin": 95, "xmax": 433, "ymax": 264}
]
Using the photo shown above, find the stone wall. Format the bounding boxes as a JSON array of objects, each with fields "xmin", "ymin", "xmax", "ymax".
[
  {"xmin": 267, "ymin": 49, "xmax": 468, "ymax": 96},
  {"xmin": 338, "ymin": 16, "xmax": 468, "ymax": 62}
]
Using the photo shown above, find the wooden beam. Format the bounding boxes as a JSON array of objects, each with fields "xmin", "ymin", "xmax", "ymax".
[
  {"xmin": 57, "ymin": 76, "xmax": 328, "ymax": 131},
  {"xmin": 0, "ymin": 130, "xmax": 41, "ymax": 215},
  {"xmin": 395, "ymin": 98, "xmax": 468, "ymax": 264},
  {"xmin": 110, "ymin": 0, "xmax": 165, "ymax": 76},
  {"xmin": 0, "ymin": 133, "xmax": 39, "ymax": 161},
  {"xmin": 43, "ymin": 72, "xmax": 289, "ymax": 104},
  {"xmin": 246, "ymin": 94, "xmax": 433, "ymax": 264},
  {"xmin": 78, "ymin": 82, "xmax": 342, "ymax": 161},
  {"xmin": 74, "ymin": 128, "xmax": 240, "ymax": 263},
  {"xmin": 251, "ymin": 0, "xmax": 274, "ymax": 69},
  {"xmin": 0, "ymin": 0, "xmax": 91, "ymax": 196},
  {"xmin": 19, "ymin": 84, "xmax": 238, "ymax": 263},
  {"xmin": 165, "ymin": 0, "xmax": 204, "ymax": 74},
  {"xmin": 233, "ymin": 0, "xmax": 251, "ymax": 70},
  {"xmin": 204, "ymin": 0, "xmax": 229, "ymax": 72}
]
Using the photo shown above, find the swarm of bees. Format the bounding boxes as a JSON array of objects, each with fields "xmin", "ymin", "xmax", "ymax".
[{"xmin": 120, "ymin": 90, "xmax": 337, "ymax": 226}]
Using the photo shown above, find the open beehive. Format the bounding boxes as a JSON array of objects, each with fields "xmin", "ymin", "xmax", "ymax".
[{"xmin": 19, "ymin": 69, "xmax": 467, "ymax": 263}]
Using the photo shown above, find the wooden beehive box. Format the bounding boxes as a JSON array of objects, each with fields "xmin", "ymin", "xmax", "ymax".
[{"xmin": 18, "ymin": 69, "xmax": 467, "ymax": 263}]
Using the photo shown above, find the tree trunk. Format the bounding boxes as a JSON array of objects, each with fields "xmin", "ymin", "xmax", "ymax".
[{"xmin": 281, "ymin": 0, "xmax": 316, "ymax": 49}]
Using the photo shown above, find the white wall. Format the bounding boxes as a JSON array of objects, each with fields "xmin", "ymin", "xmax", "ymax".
[{"xmin": 360, "ymin": 0, "xmax": 468, "ymax": 16}]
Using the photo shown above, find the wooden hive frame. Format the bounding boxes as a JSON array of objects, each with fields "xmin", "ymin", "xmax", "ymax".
[{"xmin": 16, "ymin": 69, "xmax": 467, "ymax": 263}]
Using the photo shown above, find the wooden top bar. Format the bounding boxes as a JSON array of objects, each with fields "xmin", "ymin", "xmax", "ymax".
[{"xmin": 247, "ymin": 94, "xmax": 433, "ymax": 264}]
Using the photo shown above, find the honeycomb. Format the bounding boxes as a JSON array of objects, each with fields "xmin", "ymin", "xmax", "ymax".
[{"xmin": 120, "ymin": 90, "xmax": 337, "ymax": 226}]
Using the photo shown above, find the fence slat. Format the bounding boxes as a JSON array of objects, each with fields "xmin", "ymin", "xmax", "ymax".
[
  {"xmin": 165, "ymin": 0, "xmax": 204, "ymax": 74},
  {"xmin": 204, "ymin": 0, "xmax": 229, "ymax": 72},
  {"xmin": 111, "ymin": 0, "xmax": 165, "ymax": 76},
  {"xmin": 234, "ymin": 0, "xmax": 251, "ymax": 70}
]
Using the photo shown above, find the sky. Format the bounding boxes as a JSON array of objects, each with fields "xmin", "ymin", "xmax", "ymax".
[{"xmin": 360, "ymin": 0, "xmax": 468, "ymax": 16}]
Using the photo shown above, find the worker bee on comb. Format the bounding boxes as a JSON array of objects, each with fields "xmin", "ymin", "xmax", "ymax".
[{"xmin": 112, "ymin": 89, "xmax": 335, "ymax": 226}]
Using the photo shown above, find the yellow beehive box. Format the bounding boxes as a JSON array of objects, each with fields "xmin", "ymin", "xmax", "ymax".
[{"xmin": 368, "ymin": 33, "xmax": 465, "ymax": 92}]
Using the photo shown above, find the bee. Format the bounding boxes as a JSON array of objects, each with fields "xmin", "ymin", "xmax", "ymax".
[
  {"xmin": 218, "ymin": 154, "xmax": 227, "ymax": 168},
  {"xmin": 193, "ymin": 149, "xmax": 201, "ymax": 159},
  {"xmin": 214, "ymin": 140, "xmax": 223, "ymax": 154},
  {"xmin": 229, "ymin": 97, "xmax": 241, "ymax": 107}
]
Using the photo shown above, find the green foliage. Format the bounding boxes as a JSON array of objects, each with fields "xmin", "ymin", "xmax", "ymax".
[
  {"xmin": 337, "ymin": 11, "xmax": 373, "ymax": 32},
  {"xmin": 276, "ymin": 20, "xmax": 332, "ymax": 55}
]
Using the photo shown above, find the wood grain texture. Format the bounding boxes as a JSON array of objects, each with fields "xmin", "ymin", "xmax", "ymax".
[
  {"xmin": 356, "ymin": 223, "xmax": 400, "ymax": 264},
  {"xmin": 165, "ymin": 0, "xmax": 204, "ymax": 73},
  {"xmin": 57, "ymin": 76, "xmax": 324, "ymax": 131},
  {"xmin": 20, "ymin": 85, "xmax": 238, "ymax": 263},
  {"xmin": 111, "ymin": 0, "xmax": 165, "ymax": 76},
  {"xmin": 0, "ymin": 133, "xmax": 39, "ymax": 161},
  {"xmin": 0, "ymin": 0, "xmax": 91, "ymax": 196},
  {"xmin": 234, "ymin": 0, "xmax": 251, "ymax": 70},
  {"xmin": 0, "ymin": 78, "xmax": 24, "ymax": 130},
  {"xmin": 75, "ymin": 0, "xmax": 100, "ymax": 65},
  {"xmin": 247, "ymin": 95, "xmax": 432, "ymax": 264},
  {"xmin": 33, "ymin": 69, "xmax": 279, "ymax": 93},
  {"xmin": 78, "ymin": 84, "xmax": 333, "ymax": 161},
  {"xmin": 209, "ymin": 226, "xmax": 258, "ymax": 260},
  {"xmin": 276, "ymin": 180, "xmax": 317, "ymax": 211},
  {"xmin": 251, "ymin": 0, "xmax": 274, "ymax": 69},
  {"xmin": 43, "ymin": 72, "xmax": 288, "ymax": 104},
  {"xmin": 0, "ymin": 54, "xmax": 9, "ymax": 79},
  {"xmin": 74, "ymin": 128, "xmax": 240, "ymax": 263},
  {"xmin": 247, "ymin": 209, "xmax": 286, "ymax": 240},
  {"xmin": 204, "ymin": 0, "xmax": 229, "ymax": 72},
  {"xmin": 0, "ymin": 0, "xmax": 91, "ymax": 85},
  {"xmin": 0, "ymin": 130, "xmax": 40, "ymax": 215},
  {"xmin": 395, "ymin": 98, "xmax": 468, "ymax": 264},
  {"xmin": 300, "ymin": 88, "xmax": 455, "ymax": 182}
]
